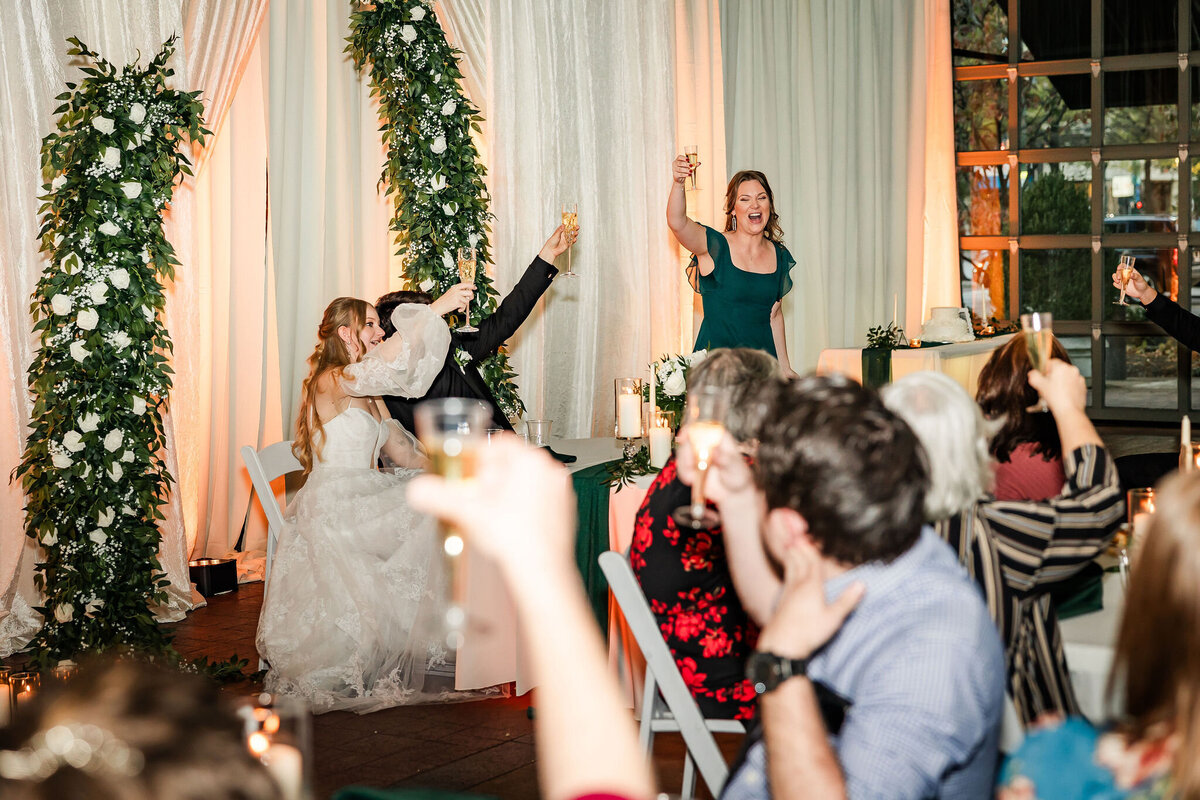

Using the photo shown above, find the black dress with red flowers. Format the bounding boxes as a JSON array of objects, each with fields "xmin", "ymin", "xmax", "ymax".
[{"xmin": 630, "ymin": 456, "xmax": 758, "ymax": 720}]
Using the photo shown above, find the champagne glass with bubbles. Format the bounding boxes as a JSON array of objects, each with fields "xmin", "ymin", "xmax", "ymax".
[
  {"xmin": 684, "ymin": 145, "xmax": 699, "ymax": 190},
  {"xmin": 1021, "ymin": 312, "xmax": 1054, "ymax": 413},
  {"xmin": 561, "ymin": 202, "xmax": 579, "ymax": 278},
  {"xmin": 1115, "ymin": 255, "xmax": 1135, "ymax": 306},
  {"xmin": 672, "ymin": 385, "xmax": 731, "ymax": 530},
  {"xmin": 456, "ymin": 247, "xmax": 478, "ymax": 333}
]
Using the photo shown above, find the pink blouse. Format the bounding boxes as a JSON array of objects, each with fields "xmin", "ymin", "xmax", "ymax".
[{"xmin": 993, "ymin": 442, "xmax": 1065, "ymax": 502}]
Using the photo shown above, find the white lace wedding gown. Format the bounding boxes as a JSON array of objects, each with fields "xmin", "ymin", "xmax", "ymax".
[{"xmin": 257, "ymin": 305, "xmax": 488, "ymax": 713}]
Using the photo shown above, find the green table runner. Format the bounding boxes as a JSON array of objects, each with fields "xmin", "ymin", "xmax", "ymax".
[
  {"xmin": 571, "ymin": 461, "xmax": 619, "ymax": 633},
  {"xmin": 1051, "ymin": 561, "xmax": 1104, "ymax": 620}
]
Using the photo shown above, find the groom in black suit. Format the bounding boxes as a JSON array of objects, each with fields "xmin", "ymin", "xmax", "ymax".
[{"xmin": 377, "ymin": 225, "xmax": 576, "ymax": 434}]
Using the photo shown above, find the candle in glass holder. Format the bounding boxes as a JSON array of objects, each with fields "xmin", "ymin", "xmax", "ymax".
[
  {"xmin": 9, "ymin": 671, "xmax": 38, "ymax": 714},
  {"xmin": 0, "ymin": 668, "xmax": 11, "ymax": 726},
  {"xmin": 615, "ymin": 378, "xmax": 643, "ymax": 439},
  {"xmin": 1127, "ymin": 487, "xmax": 1156, "ymax": 558}
]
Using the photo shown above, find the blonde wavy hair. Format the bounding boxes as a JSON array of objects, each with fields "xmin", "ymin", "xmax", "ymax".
[{"xmin": 293, "ymin": 297, "xmax": 372, "ymax": 474}]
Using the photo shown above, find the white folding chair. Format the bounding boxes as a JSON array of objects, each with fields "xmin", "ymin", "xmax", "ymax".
[
  {"xmin": 599, "ymin": 550, "xmax": 745, "ymax": 800},
  {"xmin": 240, "ymin": 441, "xmax": 302, "ymax": 669}
]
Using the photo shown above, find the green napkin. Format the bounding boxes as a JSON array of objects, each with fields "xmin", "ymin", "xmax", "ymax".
[{"xmin": 1050, "ymin": 561, "xmax": 1104, "ymax": 620}]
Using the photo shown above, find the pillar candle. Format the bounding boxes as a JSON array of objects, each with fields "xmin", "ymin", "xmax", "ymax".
[
  {"xmin": 649, "ymin": 365, "xmax": 656, "ymax": 414},
  {"xmin": 0, "ymin": 684, "xmax": 10, "ymax": 727},
  {"xmin": 261, "ymin": 743, "xmax": 304, "ymax": 800},
  {"xmin": 649, "ymin": 426, "xmax": 672, "ymax": 469},
  {"xmin": 617, "ymin": 394, "xmax": 642, "ymax": 438}
]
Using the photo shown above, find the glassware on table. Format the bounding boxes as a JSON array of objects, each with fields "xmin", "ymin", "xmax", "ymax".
[
  {"xmin": 561, "ymin": 202, "xmax": 579, "ymax": 278},
  {"xmin": 648, "ymin": 410, "xmax": 674, "ymax": 469},
  {"xmin": 1120, "ymin": 487, "xmax": 1156, "ymax": 587},
  {"xmin": 9, "ymin": 671, "xmax": 38, "ymax": 717},
  {"xmin": 672, "ymin": 385, "xmax": 731, "ymax": 530},
  {"xmin": 1115, "ymin": 255, "xmax": 1135, "ymax": 306},
  {"xmin": 456, "ymin": 247, "xmax": 478, "ymax": 333},
  {"xmin": 684, "ymin": 145, "xmax": 700, "ymax": 191},
  {"xmin": 413, "ymin": 397, "xmax": 491, "ymax": 647},
  {"xmin": 239, "ymin": 693, "xmax": 313, "ymax": 800},
  {"xmin": 524, "ymin": 419, "xmax": 553, "ymax": 447},
  {"xmin": 1020, "ymin": 311, "xmax": 1054, "ymax": 413},
  {"xmin": 614, "ymin": 378, "xmax": 644, "ymax": 459},
  {"xmin": 1182, "ymin": 441, "xmax": 1200, "ymax": 473}
]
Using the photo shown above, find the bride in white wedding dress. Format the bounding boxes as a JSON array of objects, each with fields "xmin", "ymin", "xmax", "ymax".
[{"xmin": 257, "ymin": 290, "xmax": 485, "ymax": 713}]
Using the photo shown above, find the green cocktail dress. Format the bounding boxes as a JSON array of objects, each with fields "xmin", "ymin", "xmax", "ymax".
[{"xmin": 688, "ymin": 224, "xmax": 795, "ymax": 358}]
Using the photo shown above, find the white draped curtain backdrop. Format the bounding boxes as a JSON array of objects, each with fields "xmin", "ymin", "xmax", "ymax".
[{"xmin": 0, "ymin": 0, "xmax": 956, "ymax": 653}]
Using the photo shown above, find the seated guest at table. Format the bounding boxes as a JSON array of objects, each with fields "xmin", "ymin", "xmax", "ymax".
[
  {"xmin": 0, "ymin": 659, "xmax": 280, "ymax": 800},
  {"xmin": 409, "ymin": 438, "xmax": 655, "ymax": 800},
  {"xmin": 631, "ymin": 348, "xmax": 779, "ymax": 721},
  {"xmin": 976, "ymin": 334, "xmax": 1071, "ymax": 501},
  {"xmin": 377, "ymin": 224, "xmax": 576, "ymax": 434},
  {"xmin": 679, "ymin": 375, "xmax": 1005, "ymax": 799},
  {"xmin": 881, "ymin": 365, "xmax": 1123, "ymax": 727},
  {"xmin": 997, "ymin": 469, "xmax": 1200, "ymax": 800}
]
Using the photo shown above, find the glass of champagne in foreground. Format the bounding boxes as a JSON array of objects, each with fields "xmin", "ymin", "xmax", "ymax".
[
  {"xmin": 1115, "ymin": 255, "xmax": 1135, "ymax": 306},
  {"xmin": 561, "ymin": 202, "xmax": 579, "ymax": 278},
  {"xmin": 1021, "ymin": 311, "xmax": 1054, "ymax": 414},
  {"xmin": 456, "ymin": 247, "xmax": 479, "ymax": 333},
  {"xmin": 684, "ymin": 145, "xmax": 699, "ymax": 191},
  {"xmin": 413, "ymin": 397, "xmax": 491, "ymax": 648},
  {"xmin": 672, "ymin": 386, "xmax": 731, "ymax": 530}
]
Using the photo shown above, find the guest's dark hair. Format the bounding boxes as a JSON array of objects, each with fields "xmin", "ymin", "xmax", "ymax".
[
  {"xmin": 755, "ymin": 375, "xmax": 928, "ymax": 565},
  {"xmin": 375, "ymin": 290, "xmax": 433, "ymax": 337},
  {"xmin": 976, "ymin": 334, "xmax": 1070, "ymax": 462}
]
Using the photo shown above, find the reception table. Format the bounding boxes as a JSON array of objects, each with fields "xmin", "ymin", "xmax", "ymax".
[
  {"xmin": 817, "ymin": 334, "xmax": 1015, "ymax": 394},
  {"xmin": 1060, "ymin": 570, "xmax": 1124, "ymax": 721}
]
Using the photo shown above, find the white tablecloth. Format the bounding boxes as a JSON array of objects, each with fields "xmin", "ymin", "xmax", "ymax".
[
  {"xmin": 1060, "ymin": 571, "xmax": 1124, "ymax": 721},
  {"xmin": 817, "ymin": 334, "xmax": 1015, "ymax": 395}
]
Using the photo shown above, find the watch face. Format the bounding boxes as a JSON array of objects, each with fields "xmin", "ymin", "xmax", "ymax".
[{"xmin": 747, "ymin": 652, "xmax": 780, "ymax": 695}]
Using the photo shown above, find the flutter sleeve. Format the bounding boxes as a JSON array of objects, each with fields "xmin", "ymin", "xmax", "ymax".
[
  {"xmin": 685, "ymin": 225, "xmax": 727, "ymax": 294},
  {"xmin": 341, "ymin": 304, "xmax": 450, "ymax": 398},
  {"xmin": 777, "ymin": 243, "xmax": 795, "ymax": 300}
]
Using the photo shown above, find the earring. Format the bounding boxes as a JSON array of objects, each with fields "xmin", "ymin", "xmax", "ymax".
[{"xmin": 731, "ymin": 215, "xmax": 737, "ymax": 231}]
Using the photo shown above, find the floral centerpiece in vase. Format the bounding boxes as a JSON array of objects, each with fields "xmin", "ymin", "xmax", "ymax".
[{"xmin": 644, "ymin": 350, "xmax": 708, "ymax": 431}]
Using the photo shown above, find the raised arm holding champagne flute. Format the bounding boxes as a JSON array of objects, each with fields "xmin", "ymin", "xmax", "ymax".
[{"xmin": 1112, "ymin": 264, "xmax": 1200, "ymax": 350}]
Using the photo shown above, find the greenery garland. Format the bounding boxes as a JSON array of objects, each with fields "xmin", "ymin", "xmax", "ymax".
[
  {"xmin": 347, "ymin": 0, "xmax": 525, "ymax": 421},
  {"xmin": 14, "ymin": 36, "xmax": 209, "ymax": 666}
]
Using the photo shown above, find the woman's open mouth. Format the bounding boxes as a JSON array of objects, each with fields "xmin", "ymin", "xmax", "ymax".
[{"xmin": 748, "ymin": 212, "xmax": 763, "ymax": 224}]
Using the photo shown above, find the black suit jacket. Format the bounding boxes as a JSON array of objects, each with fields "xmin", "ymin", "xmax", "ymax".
[
  {"xmin": 1146, "ymin": 292, "xmax": 1200, "ymax": 351},
  {"xmin": 383, "ymin": 255, "xmax": 558, "ymax": 434}
]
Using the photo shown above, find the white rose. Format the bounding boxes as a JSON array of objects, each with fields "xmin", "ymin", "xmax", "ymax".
[
  {"xmin": 129, "ymin": 102, "xmax": 146, "ymax": 124},
  {"xmin": 80, "ymin": 413, "xmax": 100, "ymax": 432},
  {"xmin": 108, "ymin": 463, "xmax": 123, "ymax": 482},
  {"xmin": 80, "ymin": 463, "xmax": 91, "ymax": 479},
  {"xmin": 121, "ymin": 449, "xmax": 134, "ymax": 463},
  {"xmin": 41, "ymin": 529, "xmax": 57, "ymax": 547},
  {"xmin": 51, "ymin": 451, "xmax": 73, "ymax": 469},
  {"xmin": 92, "ymin": 116, "xmax": 115, "ymax": 135},
  {"xmin": 98, "ymin": 508, "xmax": 114, "ymax": 527},
  {"xmin": 442, "ymin": 202, "xmax": 457, "ymax": 216},
  {"xmin": 132, "ymin": 396, "xmax": 146, "ymax": 415},
  {"xmin": 101, "ymin": 146, "xmax": 120, "ymax": 168},
  {"xmin": 50, "ymin": 294, "xmax": 72, "ymax": 316},
  {"xmin": 77, "ymin": 308, "xmax": 99, "ymax": 330},
  {"xmin": 120, "ymin": 181, "xmax": 142, "ymax": 199},
  {"xmin": 103, "ymin": 429, "xmax": 123, "ymax": 452},
  {"xmin": 63, "ymin": 431, "xmax": 85, "ymax": 453},
  {"xmin": 400, "ymin": 24, "xmax": 417, "ymax": 42},
  {"xmin": 411, "ymin": 5, "xmax": 427, "ymax": 20},
  {"xmin": 441, "ymin": 100, "xmax": 457, "ymax": 116},
  {"xmin": 125, "ymin": 140, "xmax": 136, "ymax": 150},
  {"xmin": 120, "ymin": 504, "xmax": 134, "ymax": 516},
  {"xmin": 662, "ymin": 369, "xmax": 687, "ymax": 397},
  {"xmin": 51, "ymin": 174, "xmax": 67, "ymax": 191},
  {"xmin": 70, "ymin": 341, "xmax": 91, "ymax": 362},
  {"xmin": 110, "ymin": 331, "xmax": 131, "ymax": 350},
  {"xmin": 441, "ymin": 250, "xmax": 454, "ymax": 270},
  {"xmin": 108, "ymin": 268, "xmax": 130, "ymax": 289},
  {"xmin": 419, "ymin": 278, "xmax": 435, "ymax": 292},
  {"xmin": 54, "ymin": 604, "xmax": 74, "ymax": 623},
  {"xmin": 468, "ymin": 232, "xmax": 480, "ymax": 248},
  {"xmin": 140, "ymin": 249, "xmax": 151, "ymax": 264},
  {"xmin": 688, "ymin": 349, "xmax": 709, "ymax": 366},
  {"xmin": 88, "ymin": 281, "xmax": 108, "ymax": 305},
  {"xmin": 89, "ymin": 528, "xmax": 107, "ymax": 546},
  {"xmin": 98, "ymin": 221, "xmax": 120, "ymax": 236},
  {"xmin": 142, "ymin": 305, "xmax": 154, "ymax": 322},
  {"xmin": 430, "ymin": 136, "xmax": 447, "ymax": 154},
  {"xmin": 85, "ymin": 598, "xmax": 103, "ymax": 616},
  {"xmin": 430, "ymin": 174, "xmax": 447, "ymax": 192}
]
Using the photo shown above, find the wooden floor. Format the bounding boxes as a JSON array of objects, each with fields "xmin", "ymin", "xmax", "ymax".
[{"xmin": 168, "ymin": 582, "xmax": 741, "ymax": 799}]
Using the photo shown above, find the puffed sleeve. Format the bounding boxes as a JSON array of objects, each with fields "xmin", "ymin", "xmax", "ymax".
[
  {"xmin": 341, "ymin": 304, "xmax": 450, "ymax": 398},
  {"xmin": 777, "ymin": 243, "xmax": 795, "ymax": 300},
  {"xmin": 685, "ymin": 225, "xmax": 727, "ymax": 294}
]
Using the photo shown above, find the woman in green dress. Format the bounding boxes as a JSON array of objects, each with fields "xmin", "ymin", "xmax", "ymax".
[{"xmin": 666, "ymin": 157, "xmax": 798, "ymax": 377}]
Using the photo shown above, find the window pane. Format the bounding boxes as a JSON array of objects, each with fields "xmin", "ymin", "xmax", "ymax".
[
  {"xmin": 1104, "ymin": 70, "xmax": 1179, "ymax": 144},
  {"xmin": 1020, "ymin": 75, "xmax": 1091, "ymax": 148},
  {"xmin": 1104, "ymin": 247, "xmax": 1177, "ymax": 320},
  {"xmin": 957, "ymin": 165, "xmax": 1009, "ymax": 235},
  {"xmin": 1019, "ymin": 249, "xmax": 1091, "ymax": 320},
  {"xmin": 1018, "ymin": 0, "xmax": 1090, "ymax": 60},
  {"xmin": 1059, "ymin": 335, "xmax": 1094, "ymax": 405},
  {"xmin": 1103, "ymin": 0, "xmax": 1178, "ymax": 56},
  {"xmin": 961, "ymin": 249, "xmax": 1009, "ymax": 322},
  {"xmin": 1103, "ymin": 159, "xmax": 1179, "ymax": 222},
  {"xmin": 1104, "ymin": 335, "xmax": 1177, "ymax": 409},
  {"xmin": 955, "ymin": 79, "xmax": 1009, "ymax": 151},
  {"xmin": 1191, "ymin": 159, "xmax": 1200, "ymax": 232},
  {"xmin": 1020, "ymin": 162, "xmax": 1091, "ymax": 235},
  {"xmin": 952, "ymin": 0, "xmax": 1008, "ymax": 65}
]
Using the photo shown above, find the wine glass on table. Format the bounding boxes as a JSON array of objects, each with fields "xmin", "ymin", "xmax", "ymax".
[
  {"xmin": 684, "ymin": 145, "xmax": 699, "ymax": 191},
  {"xmin": 672, "ymin": 385, "xmax": 731, "ymax": 530},
  {"xmin": 561, "ymin": 202, "xmax": 579, "ymax": 278},
  {"xmin": 1115, "ymin": 255, "xmax": 1135, "ymax": 306},
  {"xmin": 413, "ymin": 397, "xmax": 492, "ymax": 647},
  {"xmin": 457, "ymin": 247, "xmax": 478, "ymax": 333},
  {"xmin": 1021, "ymin": 311, "xmax": 1053, "ymax": 413}
]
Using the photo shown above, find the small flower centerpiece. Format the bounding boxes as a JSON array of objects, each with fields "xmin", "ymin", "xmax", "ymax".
[{"xmin": 643, "ymin": 350, "xmax": 708, "ymax": 430}]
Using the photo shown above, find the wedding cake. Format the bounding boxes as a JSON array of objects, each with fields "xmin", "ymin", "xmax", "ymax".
[{"xmin": 920, "ymin": 307, "xmax": 975, "ymax": 343}]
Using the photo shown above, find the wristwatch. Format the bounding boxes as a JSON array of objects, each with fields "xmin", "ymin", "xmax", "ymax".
[{"xmin": 746, "ymin": 650, "xmax": 810, "ymax": 695}]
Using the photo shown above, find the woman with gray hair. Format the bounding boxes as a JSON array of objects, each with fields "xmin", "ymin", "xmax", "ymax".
[
  {"xmin": 881, "ymin": 363, "xmax": 1123, "ymax": 727},
  {"xmin": 631, "ymin": 348, "xmax": 780, "ymax": 720}
]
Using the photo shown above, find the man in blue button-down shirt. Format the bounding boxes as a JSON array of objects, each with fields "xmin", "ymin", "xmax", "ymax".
[{"xmin": 678, "ymin": 375, "xmax": 1005, "ymax": 799}]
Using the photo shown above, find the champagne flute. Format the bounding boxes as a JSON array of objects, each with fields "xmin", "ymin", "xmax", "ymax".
[
  {"xmin": 1115, "ymin": 255, "xmax": 1134, "ymax": 306},
  {"xmin": 672, "ymin": 386, "xmax": 731, "ymax": 530},
  {"xmin": 1021, "ymin": 311, "xmax": 1054, "ymax": 414},
  {"xmin": 561, "ymin": 202, "xmax": 579, "ymax": 278},
  {"xmin": 456, "ymin": 247, "xmax": 478, "ymax": 333},
  {"xmin": 684, "ymin": 145, "xmax": 699, "ymax": 191},
  {"xmin": 413, "ymin": 397, "xmax": 491, "ymax": 647}
]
